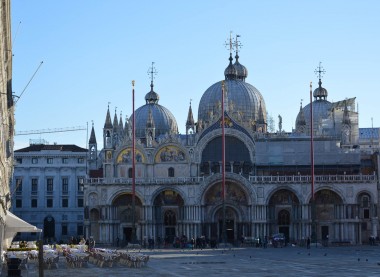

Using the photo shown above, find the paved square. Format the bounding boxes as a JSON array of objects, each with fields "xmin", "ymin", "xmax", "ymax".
[{"xmin": 4, "ymin": 246, "xmax": 380, "ymax": 277}]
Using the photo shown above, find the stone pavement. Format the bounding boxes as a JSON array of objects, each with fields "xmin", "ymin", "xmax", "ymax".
[{"xmin": 3, "ymin": 245, "xmax": 380, "ymax": 277}]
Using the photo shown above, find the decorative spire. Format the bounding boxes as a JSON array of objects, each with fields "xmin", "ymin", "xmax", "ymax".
[
  {"xmin": 296, "ymin": 100, "xmax": 306, "ymax": 127},
  {"xmin": 313, "ymin": 62, "xmax": 328, "ymax": 100},
  {"xmin": 342, "ymin": 100, "xmax": 351, "ymax": 125},
  {"xmin": 233, "ymin": 34, "xmax": 248, "ymax": 81},
  {"xmin": 146, "ymin": 106, "xmax": 155, "ymax": 128},
  {"xmin": 113, "ymin": 107, "xmax": 119, "ymax": 130},
  {"xmin": 119, "ymin": 111, "xmax": 124, "ymax": 132},
  {"xmin": 104, "ymin": 103, "xmax": 113, "ymax": 128},
  {"xmin": 186, "ymin": 99, "xmax": 195, "ymax": 128},
  {"xmin": 89, "ymin": 121, "xmax": 97, "ymax": 144},
  {"xmin": 145, "ymin": 62, "xmax": 160, "ymax": 104},
  {"xmin": 224, "ymin": 31, "xmax": 237, "ymax": 80},
  {"xmin": 257, "ymin": 101, "xmax": 265, "ymax": 124}
]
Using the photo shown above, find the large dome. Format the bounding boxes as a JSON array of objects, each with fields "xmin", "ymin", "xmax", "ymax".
[
  {"xmin": 131, "ymin": 84, "xmax": 178, "ymax": 138},
  {"xmin": 296, "ymin": 99, "xmax": 333, "ymax": 133},
  {"xmin": 198, "ymin": 79, "xmax": 266, "ymax": 125}
]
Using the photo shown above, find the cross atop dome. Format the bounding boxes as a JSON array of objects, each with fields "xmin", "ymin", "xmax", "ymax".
[
  {"xmin": 225, "ymin": 31, "xmax": 234, "ymax": 54},
  {"xmin": 314, "ymin": 62, "xmax": 326, "ymax": 82},
  {"xmin": 148, "ymin": 62, "xmax": 158, "ymax": 85},
  {"xmin": 234, "ymin": 34, "xmax": 242, "ymax": 56}
]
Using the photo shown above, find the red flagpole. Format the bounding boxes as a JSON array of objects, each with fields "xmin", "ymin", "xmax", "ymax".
[
  {"xmin": 222, "ymin": 81, "xmax": 226, "ymax": 245},
  {"xmin": 310, "ymin": 82, "xmax": 314, "ymax": 200},
  {"xmin": 132, "ymin": 80, "xmax": 136, "ymax": 243}
]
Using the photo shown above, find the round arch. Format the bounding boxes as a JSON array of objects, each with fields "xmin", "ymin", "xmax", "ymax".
[{"xmin": 194, "ymin": 128, "xmax": 255, "ymax": 163}]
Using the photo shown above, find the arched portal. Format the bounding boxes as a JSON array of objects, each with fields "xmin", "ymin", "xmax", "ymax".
[
  {"xmin": 203, "ymin": 181, "xmax": 249, "ymax": 243},
  {"xmin": 268, "ymin": 189, "xmax": 301, "ymax": 242},
  {"xmin": 112, "ymin": 193, "xmax": 143, "ymax": 243},
  {"xmin": 153, "ymin": 190, "xmax": 184, "ymax": 245},
  {"xmin": 310, "ymin": 189, "xmax": 343, "ymax": 243}
]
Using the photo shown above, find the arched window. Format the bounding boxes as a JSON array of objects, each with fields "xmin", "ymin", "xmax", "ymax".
[
  {"xmin": 164, "ymin": 210, "xmax": 176, "ymax": 226},
  {"xmin": 278, "ymin": 209, "xmax": 290, "ymax": 225},
  {"xmin": 168, "ymin": 167, "xmax": 175, "ymax": 177}
]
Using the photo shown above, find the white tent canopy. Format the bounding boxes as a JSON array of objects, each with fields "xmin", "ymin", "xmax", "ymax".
[{"xmin": 4, "ymin": 211, "xmax": 42, "ymax": 248}]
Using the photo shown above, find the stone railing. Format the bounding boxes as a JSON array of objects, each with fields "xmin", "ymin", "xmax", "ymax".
[
  {"xmin": 248, "ymin": 174, "xmax": 377, "ymax": 184},
  {"xmin": 86, "ymin": 176, "xmax": 205, "ymax": 185}
]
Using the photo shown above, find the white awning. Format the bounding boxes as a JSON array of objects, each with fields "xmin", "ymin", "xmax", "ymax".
[{"xmin": 4, "ymin": 211, "xmax": 42, "ymax": 248}]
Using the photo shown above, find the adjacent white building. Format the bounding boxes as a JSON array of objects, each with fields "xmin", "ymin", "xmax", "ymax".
[{"xmin": 11, "ymin": 143, "xmax": 87, "ymax": 243}]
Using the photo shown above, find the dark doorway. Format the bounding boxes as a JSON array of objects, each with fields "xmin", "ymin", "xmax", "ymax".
[
  {"xmin": 219, "ymin": 220, "xmax": 234, "ymax": 243},
  {"xmin": 279, "ymin": 226, "xmax": 289, "ymax": 243},
  {"xmin": 321, "ymin": 226, "xmax": 329, "ymax": 246},
  {"xmin": 123, "ymin": 227, "xmax": 132, "ymax": 243},
  {"xmin": 165, "ymin": 227, "xmax": 176, "ymax": 245},
  {"xmin": 43, "ymin": 216, "xmax": 55, "ymax": 242}
]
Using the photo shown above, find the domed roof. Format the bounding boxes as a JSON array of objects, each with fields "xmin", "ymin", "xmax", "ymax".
[
  {"xmin": 131, "ymin": 84, "xmax": 178, "ymax": 138},
  {"xmin": 234, "ymin": 54, "xmax": 248, "ymax": 81},
  {"xmin": 145, "ymin": 82, "xmax": 160, "ymax": 104},
  {"xmin": 224, "ymin": 54, "xmax": 238, "ymax": 80},
  {"xmin": 198, "ymin": 79, "xmax": 266, "ymax": 125},
  {"xmin": 313, "ymin": 80, "xmax": 328, "ymax": 99},
  {"xmin": 198, "ymin": 52, "xmax": 266, "ymax": 125},
  {"xmin": 295, "ymin": 99, "xmax": 332, "ymax": 133}
]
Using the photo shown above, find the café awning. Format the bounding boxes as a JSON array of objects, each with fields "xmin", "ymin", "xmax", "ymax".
[{"xmin": 4, "ymin": 211, "xmax": 42, "ymax": 248}]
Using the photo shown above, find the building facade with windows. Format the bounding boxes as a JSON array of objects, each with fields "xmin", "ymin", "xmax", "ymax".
[
  {"xmin": 0, "ymin": 0, "xmax": 14, "ymax": 254},
  {"xmin": 84, "ymin": 41, "xmax": 379, "ymax": 247},
  {"xmin": 11, "ymin": 144, "xmax": 87, "ymax": 243}
]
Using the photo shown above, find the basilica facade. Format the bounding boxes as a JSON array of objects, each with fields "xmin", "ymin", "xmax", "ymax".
[{"xmin": 84, "ymin": 41, "xmax": 378, "ymax": 246}]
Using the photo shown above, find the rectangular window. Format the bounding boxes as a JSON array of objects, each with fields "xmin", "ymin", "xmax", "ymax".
[
  {"xmin": 364, "ymin": 209, "xmax": 370, "ymax": 219},
  {"xmin": 62, "ymin": 178, "xmax": 69, "ymax": 194},
  {"xmin": 78, "ymin": 157, "xmax": 84, "ymax": 164},
  {"xmin": 31, "ymin": 199, "xmax": 37, "ymax": 208},
  {"xmin": 16, "ymin": 199, "xmax": 22, "ymax": 208},
  {"xmin": 32, "ymin": 158, "xmax": 38, "ymax": 164},
  {"xmin": 47, "ymin": 198, "xmax": 53, "ymax": 208},
  {"xmin": 62, "ymin": 198, "xmax": 68, "ymax": 208},
  {"xmin": 47, "ymin": 178, "xmax": 54, "ymax": 193},
  {"xmin": 16, "ymin": 158, "xmax": 22, "ymax": 164},
  {"xmin": 62, "ymin": 224, "xmax": 68, "ymax": 236},
  {"xmin": 31, "ymin": 178, "xmax": 38, "ymax": 194},
  {"xmin": 47, "ymin": 158, "xmax": 53, "ymax": 164},
  {"xmin": 77, "ymin": 177, "xmax": 84, "ymax": 193},
  {"xmin": 77, "ymin": 198, "xmax": 84, "ymax": 207},
  {"xmin": 15, "ymin": 178, "xmax": 22, "ymax": 195},
  {"xmin": 62, "ymin": 158, "xmax": 68, "ymax": 164}
]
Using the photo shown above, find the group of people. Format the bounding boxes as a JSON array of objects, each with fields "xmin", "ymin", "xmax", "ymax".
[{"xmin": 70, "ymin": 236, "xmax": 96, "ymax": 250}]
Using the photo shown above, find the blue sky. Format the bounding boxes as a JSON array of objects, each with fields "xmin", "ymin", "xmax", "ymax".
[{"xmin": 11, "ymin": 0, "xmax": 380, "ymax": 149}]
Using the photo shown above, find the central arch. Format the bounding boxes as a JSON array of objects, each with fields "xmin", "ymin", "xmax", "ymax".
[
  {"xmin": 203, "ymin": 181, "xmax": 250, "ymax": 243},
  {"xmin": 268, "ymin": 189, "xmax": 301, "ymax": 243},
  {"xmin": 153, "ymin": 189, "xmax": 185, "ymax": 245},
  {"xmin": 112, "ymin": 193, "xmax": 143, "ymax": 244}
]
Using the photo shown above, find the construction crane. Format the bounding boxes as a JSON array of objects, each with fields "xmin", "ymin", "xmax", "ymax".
[{"xmin": 15, "ymin": 126, "xmax": 87, "ymax": 136}]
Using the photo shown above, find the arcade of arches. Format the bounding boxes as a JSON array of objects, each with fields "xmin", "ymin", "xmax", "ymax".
[{"xmin": 84, "ymin": 186, "xmax": 377, "ymax": 245}]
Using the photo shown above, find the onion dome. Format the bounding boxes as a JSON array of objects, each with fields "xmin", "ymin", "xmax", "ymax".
[
  {"xmin": 234, "ymin": 53, "xmax": 248, "ymax": 81},
  {"xmin": 224, "ymin": 53, "xmax": 237, "ymax": 80},
  {"xmin": 313, "ymin": 79, "xmax": 328, "ymax": 100},
  {"xmin": 145, "ymin": 81, "xmax": 160, "ymax": 104},
  {"xmin": 132, "ymin": 83, "xmax": 178, "ymax": 139}
]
